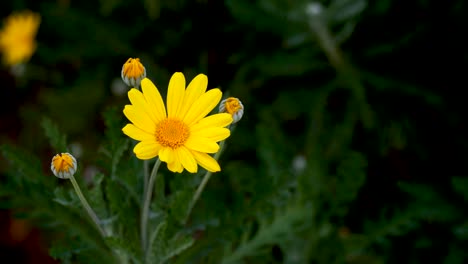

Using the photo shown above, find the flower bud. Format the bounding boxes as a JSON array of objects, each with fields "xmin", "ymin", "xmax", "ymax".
[
  {"xmin": 121, "ymin": 58, "xmax": 146, "ymax": 87},
  {"xmin": 219, "ymin": 97, "xmax": 244, "ymax": 124},
  {"xmin": 51, "ymin": 153, "xmax": 77, "ymax": 179}
]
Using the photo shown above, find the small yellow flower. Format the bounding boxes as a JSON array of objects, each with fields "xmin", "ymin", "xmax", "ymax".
[
  {"xmin": 0, "ymin": 11, "xmax": 40, "ymax": 66},
  {"xmin": 121, "ymin": 58, "xmax": 146, "ymax": 87},
  {"xmin": 219, "ymin": 97, "xmax": 244, "ymax": 124},
  {"xmin": 122, "ymin": 73, "xmax": 233, "ymax": 173},
  {"xmin": 50, "ymin": 153, "xmax": 77, "ymax": 179}
]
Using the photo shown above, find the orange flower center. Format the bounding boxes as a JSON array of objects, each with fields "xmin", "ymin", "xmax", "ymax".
[
  {"xmin": 52, "ymin": 153, "xmax": 74, "ymax": 173},
  {"xmin": 156, "ymin": 118, "xmax": 190, "ymax": 149},
  {"xmin": 225, "ymin": 97, "xmax": 242, "ymax": 114},
  {"xmin": 122, "ymin": 58, "xmax": 145, "ymax": 78}
]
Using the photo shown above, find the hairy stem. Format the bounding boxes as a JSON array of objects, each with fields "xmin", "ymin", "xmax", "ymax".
[
  {"xmin": 141, "ymin": 158, "xmax": 161, "ymax": 261},
  {"xmin": 69, "ymin": 175, "xmax": 106, "ymax": 238}
]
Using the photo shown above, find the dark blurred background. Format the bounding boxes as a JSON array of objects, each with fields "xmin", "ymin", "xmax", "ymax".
[{"xmin": 1, "ymin": 0, "xmax": 468, "ymax": 263}]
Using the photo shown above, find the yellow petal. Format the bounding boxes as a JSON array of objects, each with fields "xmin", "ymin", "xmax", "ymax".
[
  {"xmin": 183, "ymin": 88, "xmax": 222, "ymax": 126},
  {"xmin": 123, "ymin": 105, "xmax": 156, "ymax": 134},
  {"xmin": 176, "ymin": 146, "xmax": 198, "ymax": 173},
  {"xmin": 122, "ymin": 124, "xmax": 154, "ymax": 141},
  {"xmin": 167, "ymin": 72, "xmax": 185, "ymax": 118},
  {"xmin": 128, "ymin": 88, "xmax": 158, "ymax": 124},
  {"xmin": 167, "ymin": 155, "xmax": 184, "ymax": 173},
  {"xmin": 169, "ymin": 163, "xmax": 184, "ymax": 173},
  {"xmin": 159, "ymin": 147, "xmax": 175, "ymax": 164},
  {"xmin": 191, "ymin": 113, "xmax": 233, "ymax": 132},
  {"xmin": 177, "ymin": 74, "xmax": 208, "ymax": 119},
  {"xmin": 141, "ymin": 78, "xmax": 167, "ymax": 122},
  {"xmin": 191, "ymin": 151, "xmax": 221, "ymax": 172},
  {"xmin": 185, "ymin": 136, "xmax": 219, "ymax": 153},
  {"xmin": 133, "ymin": 141, "xmax": 161, "ymax": 160},
  {"xmin": 191, "ymin": 127, "xmax": 230, "ymax": 142}
]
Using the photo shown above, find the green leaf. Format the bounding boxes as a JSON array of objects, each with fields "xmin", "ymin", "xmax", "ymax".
[
  {"xmin": 105, "ymin": 236, "xmax": 141, "ymax": 264},
  {"xmin": 331, "ymin": 151, "xmax": 367, "ymax": 216},
  {"xmin": 147, "ymin": 220, "xmax": 168, "ymax": 262},
  {"xmin": 399, "ymin": 182, "xmax": 461, "ymax": 222},
  {"xmin": 1, "ymin": 144, "xmax": 46, "ymax": 183},
  {"xmin": 100, "ymin": 107, "xmax": 131, "ymax": 179},
  {"xmin": 222, "ymin": 204, "xmax": 311, "ymax": 263},
  {"xmin": 41, "ymin": 116, "xmax": 68, "ymax": 153},
  {"xmin": 87, "ymin": 173, "xmax": 108, "ymax": 219},
  {"xmin": 53, "ymin": 186, "xmax": 79, "ymax": 208},
  {"xmin": 147, "ymin": 219, "xmax": 194, "ymax": 264},
  {"xmin": 161, "ymin": 234, "xmax": 194, "ymax": 263},
  {"xmin": 105, "ymin": 180, "xmax": 141, "ymax": 256},
  {"xmin": 169, "ymin": 189, "xmax": 192, "ymax": 225}
]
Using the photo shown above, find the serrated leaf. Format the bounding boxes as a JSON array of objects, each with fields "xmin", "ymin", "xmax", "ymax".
[
  {"xmin": 105, "ymin": 236, "xmax": 141, "ymax": 264},
  {"xmin": 399, "ymin": 182, "xmax": 460, "ymax": 222},
  {"xmin": 41, "ymin": 116, "xmax": 68, "ymax": 152},
  {"xmin": 222, "ymin": 204, "xmax": 311, "ymax": 263},
  {"xmin": 53, "ymin": 186, "xmax": 78, "ymax": 207},
  {"xmin": 102, "ymin": 107, "xmax": 126, "ymax": 150},
  {"xmin": 1, "ymin": 144, "xmax": 45, "ymax": 183},
  {"xmin": 161, "ymin": 235, "xmax": 194, "ymax": 263},
  {"xmin": 147, "ymin": 220, "xmax": 168, "ymax": 262},
  {"xmin": 331, "ymin": 151, "xmax": 367, "ymax": 216},
  {"xmin": 169, "ymin": 190, "xmax": 193, "ymax": 225},
  {"xmin": 87, "ymin": 173, "xmax": 108, "ymax": 219},
  {"xmin": 105, "ymin": 180, "xmax": 141, "ymax": 255},
  {"xmin": 110, "ymin": 139, "xmax": 129, "ymax": 179},
  {"xmin": 151, "ymin": 220, "xmax": 169, "ymax": 263}
]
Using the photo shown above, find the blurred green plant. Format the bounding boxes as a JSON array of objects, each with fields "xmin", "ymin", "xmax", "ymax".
[{"xmin": 1, "ymin": 0, "xmax": 468, "ymax": 263}]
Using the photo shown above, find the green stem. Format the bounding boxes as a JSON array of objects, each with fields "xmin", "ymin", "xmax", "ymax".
[
  {"xmin": 144, "ymin": 160, "xmax": 149, "ymax": 190},
  {"xmin": 141, "ymin": 158, "xmax": 161, "ymax": 260},
  {"xmin": 69, "ymin": 175, "xmax": 106, "ymax": 238},
  {"xmin": 185, "ymin": 139, "xmax": 226, "ymax": 223}
]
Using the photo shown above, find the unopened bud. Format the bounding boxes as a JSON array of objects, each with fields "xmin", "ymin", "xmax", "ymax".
[
  {"xmin": 219, "ymin": 97, "xmax": 244, "ymax": 124},
  {"xmin": 121, "ymin": 58, "xmax": 146, "ymax": 87},
  {"xmin": 51, "ymin": 153, "xmax": 77, "ymax": 179}
]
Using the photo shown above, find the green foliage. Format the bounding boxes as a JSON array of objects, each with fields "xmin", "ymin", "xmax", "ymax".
[
  {"xmin": 222, "ymin": 204, "xmax": 312, "ymax": 264},
  {"xmin": 2, "ymin": 0, "xmax": 468, "ymax": 263},
  {"xmin": 41, "ymin": 116, "xmax": 68, "ymax": 153}
]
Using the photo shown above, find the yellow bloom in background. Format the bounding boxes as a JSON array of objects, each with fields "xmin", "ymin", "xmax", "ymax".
[
  {"xmin": 122, "ymin": 73, "xmax": 233, "ymax": 173},
  {"xmin": 219, "ymin": 97, "xmax": 244, "ymax": 124},
  {"xmin": 121, "ymin": 58, "xmax": 146, "ymax": 87},
  {"xmin": 0, "ymin": 11, "xmax": 40, "ymax": 66},
  {"xmin": 51, "ymin": 153, "xmax": 77, "ymax": 179}
]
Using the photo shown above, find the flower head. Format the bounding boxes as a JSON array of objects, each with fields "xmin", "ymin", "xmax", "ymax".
[
  {"xmin": 219, "ymin": 97, "xmax": 244, "ymax": 124},
  {"xmin": 121, "ymin": 58, "xmax": 146, "ymax": 87},
  {"xmin": 0, "ymin": 11, "xmax": 40, "ymax": 66},
  {"xmin": 122, "ymin": 73, "xmax": 233, "ymax": 173},
  {"xmin": 51, "ymin": 153, "xmax": 77, "ymax": 179}
]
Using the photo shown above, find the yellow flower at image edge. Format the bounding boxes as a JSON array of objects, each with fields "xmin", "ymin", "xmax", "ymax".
[
  {"xmin": 0, "ymin": 11, "xmax": 40, "ymax": 66},
  {"xmin": 122, "ymin": 73, "xmax": 233, "ymax": 173},
  {"xmin": 51, "ymin": 153, "xmax": 77, "ymax": 179}
]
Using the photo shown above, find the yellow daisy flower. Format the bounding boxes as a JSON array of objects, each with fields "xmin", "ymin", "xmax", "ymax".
[
  {"xmin": 122, "ymin": 73, "xmax": 233, "ymax": 173},
  {"xmin": 0, "ymin": 11, "xmax": 40, "ymax": 66},
  {"xmin": 51, "ymin": 153, "xmax": 77, "ymax": 179}
]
